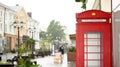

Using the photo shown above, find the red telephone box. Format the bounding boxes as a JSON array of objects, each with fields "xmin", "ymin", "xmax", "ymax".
[{"xmin": 76, "ymin": 10, "xmax": 112, "ymax": 67}]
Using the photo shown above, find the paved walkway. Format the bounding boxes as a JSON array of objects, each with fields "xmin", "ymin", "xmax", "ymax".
[
  {"xmin": 31, "ymin": 54, "xmax": 75, "ymax": 67},
  {"xmin": 0, "ymin": 53, "xmax": 75, "ymax": 67},
  {"xmin": 1, "ymin": 53, "xmax": 17, "ymax": 62}
]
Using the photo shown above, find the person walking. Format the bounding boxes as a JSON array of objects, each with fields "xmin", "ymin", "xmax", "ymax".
[
  {"xmin": 58, "ymin": 45, "xmax": 64, "ymax": 63},
  {"xmin": 59, "ymin": 45, "xmax": 64, "ymax": 55}
]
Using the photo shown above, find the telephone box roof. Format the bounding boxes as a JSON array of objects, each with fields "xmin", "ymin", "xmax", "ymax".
[{"xmin": 76, "ymin": 10, "xmax": 111, "ymax": 19}]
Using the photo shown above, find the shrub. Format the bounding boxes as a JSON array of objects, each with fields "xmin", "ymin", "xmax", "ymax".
[{"xmin": 68, "ymin": 46, "xmax": 76, "ymax": 52}]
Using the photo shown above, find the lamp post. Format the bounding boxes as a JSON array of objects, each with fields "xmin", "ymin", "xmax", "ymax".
[
  {"xmin": 28, "ymin": 27, "xmax": 36, "ymax": 57},
  {"xmin": 46, "ymin": 34, "xmax": 52, "ymax": 53},
  {"xmin": 13, "ymin": 21, "xmax": 24, "ymax": 57}
]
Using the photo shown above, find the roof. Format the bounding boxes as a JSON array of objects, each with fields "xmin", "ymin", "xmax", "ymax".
[
  {"xmin": 69, "ymin": 34, "xmax": 76, "ymax": 40},
  {"xmin": 10, "ymin": 6, "xmax": 22, "ymax": 12},
  {"xmin": 0, "ymin": 2, "xmax": 16, "ymax": 12},
  {"xmin": 0, "ymin": 2, "xmax": 10, "ymax": 9},
  {"xmin": 76, "ymin": 10, "xmax": 111, "ymax": 19}
]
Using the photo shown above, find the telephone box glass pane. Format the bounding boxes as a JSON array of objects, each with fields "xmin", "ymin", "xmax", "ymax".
[
  {"xmin": 84, "ymin": 46, "xmax": 100, "ymax": 52},
  {"xmin": 88, "ymin": 61, "xmax": 100, "ymax": 67},
  {"xmin": 88, "ymin": 46, "xmax": 100, "ymax": 52},
  {"xmin": 88, "ymin": 39, "xmax": 100, "ymax": 45},
  {"xmin": 84, "ymin": 54, "xmax": 100, "ymax": 59},
  {"xmin": 87, "ymin": 33, "xmax": 100, "ymax": 38},
  {"xmin": 88, "ymin": 54, "xmax": 100, "ymax": 59},
  {"xmin": 84, "ymin": 32, "xmax": 103, "ymax": 67}
]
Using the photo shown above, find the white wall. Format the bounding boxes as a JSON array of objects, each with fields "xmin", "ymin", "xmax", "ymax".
[
  {"xmin": 101, "ymin": 0, "xmax": 111, "ymax": 12},
  {"xmin": 28, "ymin": 17, "xmax": 40, "ymax": 50},
  {"xmin": 5, "ymin": 9, "xmax": 16, "ymax": 35},
  {"xmin": 87, "ymin": 0, "xmax": 111, "ymax": 12},
  {"xmin": 0, "ymin": 6, "xmax": 5, "ymax": 37}
]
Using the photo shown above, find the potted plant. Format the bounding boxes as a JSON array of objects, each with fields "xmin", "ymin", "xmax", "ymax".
[
  {"xmin": 16, "ymin": 45, "xmax": 39, "ymax": 67},
  {"xmin": 67, "ymin": 46, "xmax": 76, "ymax": 62}
]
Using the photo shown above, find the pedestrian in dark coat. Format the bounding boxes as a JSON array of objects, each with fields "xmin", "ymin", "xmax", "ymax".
[{"xmin": 59, "ymin": 45, "xmax": 64, "ymax": 55}]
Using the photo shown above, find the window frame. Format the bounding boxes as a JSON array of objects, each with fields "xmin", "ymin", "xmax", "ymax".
[{"xmin": 84, "ymin": 32, "xmax": 104, "ymax": 67}]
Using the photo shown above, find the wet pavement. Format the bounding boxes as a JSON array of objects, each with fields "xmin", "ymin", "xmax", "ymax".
[
  {"xmin": 0, "ymin": 53, "xmax": 75, "ymax": 67},
  {"xmin": 31, "ymin": 54, "xmax": 75, "ymax": 67},
  {"xmin": 0, "ymin": 53, "xmax": 17, "ymax": 62}
]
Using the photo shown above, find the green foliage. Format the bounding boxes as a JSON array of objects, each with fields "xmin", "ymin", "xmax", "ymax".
[
  {"xmin": 17, "ymin": 58, "xmax": 25, "ymax": 66},
  {"xmin": 81, "ymin": 3, "xmax": 86, "ymax": 9},
  {"xmin": 18, "ymin": 46, "xmax": 25, "ymax": 56},
  {"xmin": 24, "ymin": 37, "xmax": 35, "ymax": 45},
  {"xmin": 0, "ymin": 62, "xmax": 12, "ymax": 65},
  {"xmin": 47, "ymin": 20, "xmax": 66, "ymax": 41},
  {"xmin": 75, "ymin": 0, "xmax": 86, "ymax": 10},
  {"xmin": 25, "ymin": 58, "xmax": 31, "ymax": 67},
  {"xmin": 30, "ymin": 65, "xmax": 39, "ymax": 67},
  {"xmin": 16, "ymin": 36, "xmax": 39, "ymax": 67},
  {"xmin": 40, "ymin": 40, "xmax": 46, "ymax": 50},
  {"xmin": 17, "ymin": 57, "xmax": 39, "ymax": 67},
  {"xmin": 68, "ymin": 46, "xmax": 76, "ymax": 52},
  {"xmin": 23, "ymin": 36, "xmax": 35, "ymax": 51},
  {"xmin": 75, "ymin": 0, "xmax": 86, "ymax": 3},
  {"xmin": 39, "ymin": 31, "xmax": 47, "ymax": 40}
]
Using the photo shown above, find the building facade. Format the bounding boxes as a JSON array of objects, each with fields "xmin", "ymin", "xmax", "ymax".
[
  {"xmin": 0, "ymin": 3, "xmax": 17, "ymax": 51},
  {"xmin": 86, "ymin": 0, "xmax": 111, "ymax": 12},
  {"xmin": 27, "ymin": 17, "xmax": 40, "ymax": 50},
  {"xmin": 112, "ymin": 10, "xmax": 120, "ymax": 67},
  {"xmin": 0, "ymin": 2, "xmax": 40, "ymax": 52}
]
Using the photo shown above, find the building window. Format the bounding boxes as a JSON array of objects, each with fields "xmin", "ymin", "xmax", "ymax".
[
  {"xmin": 0, "ymin": 23, "xmax": 2, "ymax": 31},
  {"xmin": 6, "ymin": 12, "xmax": 9, "ymax": 21},
  {"xmin": 84, "ymin": 32, "xmax": 104, "ymax": 67},
  {"xmin": 5, "ymin": 24, "xmax": 7, "ymax": 33},
  {"xmin": 9, "ymin": 25, "xmax": 11, "ymax": 32},
  {"xmin": 0, "ymin": 11, "xmax": 2, "ymax": 22}
]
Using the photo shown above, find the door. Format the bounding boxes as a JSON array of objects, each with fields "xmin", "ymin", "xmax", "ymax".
[{"xmin": 84, "ymin": 32, "xmax": 104, "ymax": 67}]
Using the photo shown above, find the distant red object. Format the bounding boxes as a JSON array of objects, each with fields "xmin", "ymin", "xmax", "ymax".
[{"xmin": 76, "ymin": 10, "xmax": 112, "ymax": 67}]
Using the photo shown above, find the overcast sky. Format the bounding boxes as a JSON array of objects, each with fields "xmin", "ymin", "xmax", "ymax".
[
  {"xmin": 0, "ymin": 0, "xmax": 120, "ymax": 34},
  {"xmin": 0, "ymin": 0, "xmax": 82, "ymax": 34}
]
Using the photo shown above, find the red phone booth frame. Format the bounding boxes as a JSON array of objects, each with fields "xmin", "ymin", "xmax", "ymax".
[{"xmin": 76, "ymin": 10, "xmax": 112, "ymax": 67}]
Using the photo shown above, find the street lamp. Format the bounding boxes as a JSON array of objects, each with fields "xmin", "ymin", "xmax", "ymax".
[
  {"xmin": 46, "ymin": 34, "xmax": 52, "ymax": 52},
  {"xmin": 13, "ymin": 21, "xmax": 24, "ymax": 57},
  {"xmin": 28, "ymin": 27, "xmax": 36, "ymax": 57}
]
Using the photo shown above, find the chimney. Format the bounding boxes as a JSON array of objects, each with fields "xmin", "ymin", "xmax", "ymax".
[
  {"xmin": 16, "ymin": 4, "xmax": 19, "ymax": 6},
  {"xmin": 27, "ymin": 12, "xmax": 32, "ymax": 18}
]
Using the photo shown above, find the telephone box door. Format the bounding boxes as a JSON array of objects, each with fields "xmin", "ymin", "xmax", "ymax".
[{"xmin": 84, "ymin": 32, "xmax": 104, "ymax": 67}]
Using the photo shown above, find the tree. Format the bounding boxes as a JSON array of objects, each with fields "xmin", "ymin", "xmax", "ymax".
[
  {"xmin": 39, "ymin": 31, "xmax": 47, "ymax": 40},
  {"xmin": 47, "ymin": 20, "xmax": 66, "ymax": 41},
  {"xmin": 75, "ymin": 0, "xmax": 86, "ymax": 10},
  {"xmin": 23, "ymin": 37, "xmax": 35, "ymax": 52}
]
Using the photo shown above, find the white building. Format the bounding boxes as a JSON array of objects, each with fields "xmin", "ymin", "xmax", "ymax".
[
  {"xmin": 85, "ymin": 0, "xmax": 111, "ymax": 12},
  {"xmin": 0, "ymin": 2, "xmax": 16, "ymax": 51},
  {"xmin": 27, "ymin": 17, "xmax": 40, "ymax": 50},
  {"xmin": 0, "ymin": 2, "xmax": 16, "ymax": 37},
  {"xmin": 0, "ymin": 2, "xmax": 40, "ymax": 51}
]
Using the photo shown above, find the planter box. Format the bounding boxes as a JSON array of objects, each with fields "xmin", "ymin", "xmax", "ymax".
[{"xmin": 67, "ymin": 52, "xmax": 76, "ymax": 61}]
